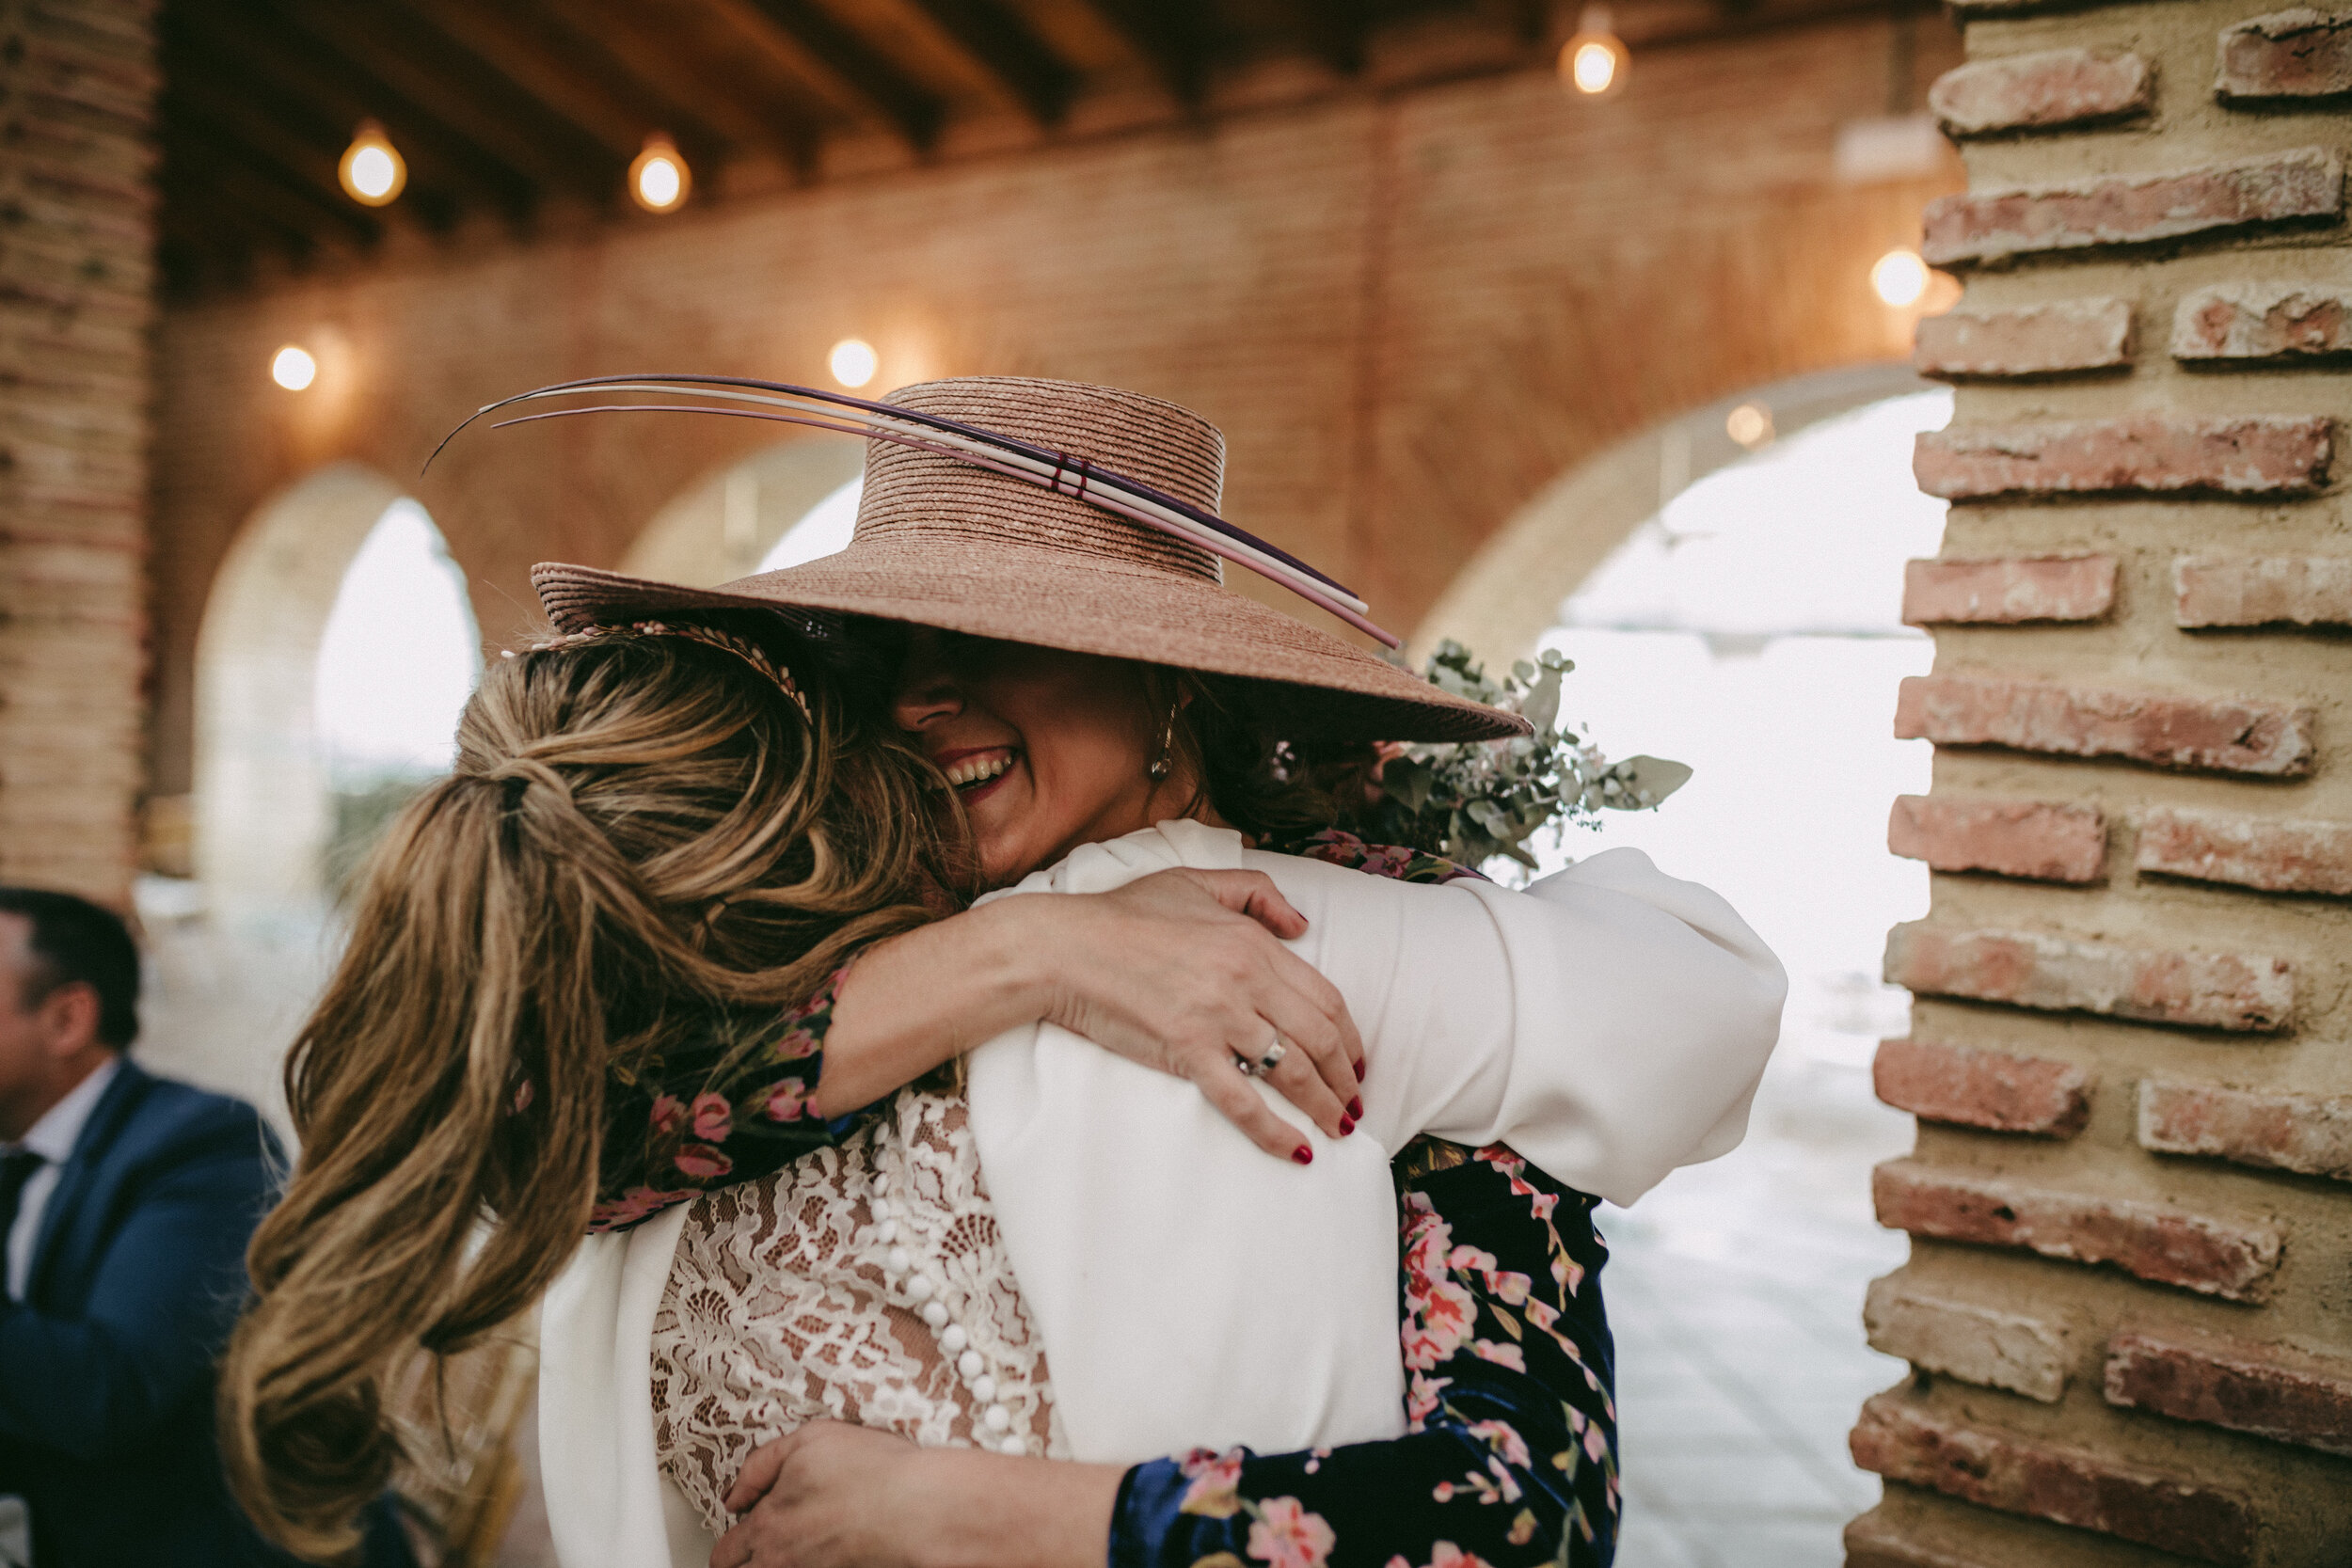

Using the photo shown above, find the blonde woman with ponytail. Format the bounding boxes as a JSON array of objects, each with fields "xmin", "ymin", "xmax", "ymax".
[
  {"xmin": 219, "ymin": 627, "xmax": 949, "ymax": 1559},
  {"xmin": 219, "ymin": 621, "xmax": 1353, "ymax": 1561}
]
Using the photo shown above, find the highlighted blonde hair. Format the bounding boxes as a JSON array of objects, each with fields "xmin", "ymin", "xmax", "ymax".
[{"xmin": 219, "ymin": 630, "xmax": 946, "ymax": 1558}]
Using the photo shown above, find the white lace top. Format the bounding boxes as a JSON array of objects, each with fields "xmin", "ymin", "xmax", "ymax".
[{"xmin": 648, "ymin": 1086, "xmax": 1066, "ymax": 1532}]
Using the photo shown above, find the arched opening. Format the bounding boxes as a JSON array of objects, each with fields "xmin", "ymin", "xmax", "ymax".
[
  {"xmin": 312, "ymin": 499, "xmax": 483, "ymax": 890},
  {"xmin": 146, "ymin": 467, "xmax": 480, "ymax": 1117},
  {"xmin": 620, "ymin": 436, "xmax": 864, "ymax": 586},
  {"xmin": 1429, "ymin": 375, "xmax": 1949, "ymax": 1561}
]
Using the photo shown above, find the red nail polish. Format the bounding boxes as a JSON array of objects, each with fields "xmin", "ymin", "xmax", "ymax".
[
  {"xmin": 1292, "ymin": 1145, "xmax": 1313, "ymax": 1165},
  {"xmin": 1355, "ymin": 1059, "xmax": 1367, "ymax": 1082},
  {"xmin": 1339, "ymin": 1115, "xmax": 1357, "ymax": 1135},
  {"xmin": 1347, "ymin": 1096, "xmax": 1363, "ymax": 1120}
]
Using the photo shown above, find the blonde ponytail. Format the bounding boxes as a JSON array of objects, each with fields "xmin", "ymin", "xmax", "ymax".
[{"xmin": 219, "ymin": 633, "xmax": 943, "ymax": 1558}]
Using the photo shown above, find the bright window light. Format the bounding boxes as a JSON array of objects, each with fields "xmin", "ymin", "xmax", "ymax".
[
  {"xmin": 828, "ymin": 339, "xmax": 879, "ymax": 389},
  {"xmin": 313, "ymin": 499, "xmax": 482, "ymax": 782},
  {"xmin": 757, "ymin": 476, "xmax": 862, "ymax": 573},
  {"xmin": 271, "ymin": 345, "xmax": 316, "ymax": 390}
]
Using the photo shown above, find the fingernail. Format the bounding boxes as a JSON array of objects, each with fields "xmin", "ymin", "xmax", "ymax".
[
  {"xmin": 1339, "ymin": 1115, "xmax": 1357, "ymax": 1136},
  {"xmin": 1355, "ymin": 1059, "xmax": 1367, "ymax": 1082},
  {"xmin": 1292, "ymin": 1146, "xmax": 1313, "ymax": 1165},
  {"xmin": 1347, "ymin": 1096, "xmax": 1363, "ymax": 1120}
]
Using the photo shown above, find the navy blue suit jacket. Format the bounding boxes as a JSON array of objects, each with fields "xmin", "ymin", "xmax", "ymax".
[{"xmin": 0, "ymin": 1058, "xmax": 294, "ymax": 1566}]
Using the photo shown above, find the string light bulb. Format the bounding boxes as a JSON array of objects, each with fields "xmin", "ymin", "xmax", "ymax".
[
  {"xmin": 338, "ymin": 120, "xmax": 405, "ymax": 207},
  {"xmin": 828, "ymin": 339, "xmax": 879, "ymax": 388},
  {"xmin": 1560, "ymin": 7, "xmax": 1629, "ymax": 99},
  {"xmin": 271, "ymin": 345, "xmax": 317, "ymax": 391},
  {"xmin": 630, "ymin": 134, "xmax": 691, "ymax": 214},
  {"xmin": 1871, "ymin": 247, "xmax": 1931, "ymax": 308},
  {"xmin": 1724, "ymin": 403, "xmax": 1772, "ymax": 450}
]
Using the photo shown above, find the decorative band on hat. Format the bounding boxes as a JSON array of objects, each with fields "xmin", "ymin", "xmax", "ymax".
[{"xmin": 430, "ymin": 373, "xmax": 1398, "ymax": 648}]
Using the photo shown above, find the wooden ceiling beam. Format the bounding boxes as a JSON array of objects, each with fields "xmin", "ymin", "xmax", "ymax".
[
  {"xmin": 901, "ymin": 0, "xmax": 1079, "ymax": 125},
  {"xmin": 160, "ymin": 72, "xmax": 366, "ymax": 224},
  {"xmin": 382, "ymin": 0, "xmax": 662, "ymax": 162},
  {"xmin": 172, "ymin": 4, "xmax": 536, "ymax": 222},
  {"xmin": 260, "ymin": 0, "xmax": 623, "ymax": 202},
  {"xmin": 157, "ymin": 134, "xmax": 368, "ymax": 258},
  {"xmin": 549, "ymin": 0, "xmax": 820, "ymax": 171},
  {"xmin": 1073, "ymin": 0, "xmax": 1213, "ymax": 103},
  {"xmin": 728, "ymin": 0, "xmax": 947, "ymax": 148},
  {"xmin": 1284, "ymin": 0, "xmax": 1371, "ymax": 74},
  {"xmin": 158, "ymin": 159, "xmax": 316, "ymax": 263}
]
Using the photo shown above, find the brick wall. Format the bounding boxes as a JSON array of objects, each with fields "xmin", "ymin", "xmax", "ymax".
[
  {"xmin": 1856, "ymin": 3, "xmax": 2352, "ymax": 1564},
  {"xmin": 144, "ymin": 10, "xmax": 1961, "ymax": 798},
  {"xmin": 0, "ymin": 0, "xmax": 155, "ymax": 907}
]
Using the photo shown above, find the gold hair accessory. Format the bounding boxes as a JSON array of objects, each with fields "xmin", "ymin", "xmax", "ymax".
[{"xmin": 514, "ymin": 620, "xmax": 811, "ymax": 721}]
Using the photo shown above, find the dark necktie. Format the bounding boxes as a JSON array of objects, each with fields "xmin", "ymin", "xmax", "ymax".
[{"xmin": 0, "ymin": 1149, "xmax": 44, "ymax": 1301}]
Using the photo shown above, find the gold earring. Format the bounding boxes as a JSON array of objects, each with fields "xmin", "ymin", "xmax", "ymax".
[{"xmin": 1148, "ymin": 707, "xmax": 1176, "ymax": 782}]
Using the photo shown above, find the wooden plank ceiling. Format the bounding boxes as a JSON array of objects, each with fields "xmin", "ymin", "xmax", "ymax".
[{"xmin": 156, "ymin": 0, "xmax": 1928, "ymax": 296}]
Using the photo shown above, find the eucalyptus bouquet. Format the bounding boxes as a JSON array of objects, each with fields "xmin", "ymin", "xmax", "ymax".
[{"xmin": 1355, "ymin": 641, "xmax": 1691, "ymax": 871}]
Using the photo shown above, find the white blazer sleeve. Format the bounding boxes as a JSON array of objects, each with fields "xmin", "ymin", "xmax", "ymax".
[
  {"xmin": 1233, "ymin": 841, "xmax": 1787, "ymax": 1207},
  {"xmin": 966, "ymin": 822, "xmax": 1784, "ymax": 1464}
]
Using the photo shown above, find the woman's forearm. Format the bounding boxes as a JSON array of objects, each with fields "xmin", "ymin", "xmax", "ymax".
[
  {"xmin": 905, "ymin": 1452, "xmax": 1123, "ymax": 1568},
  {"xmin": 812, "ymin": 898, "xmax": 1055, "ymax": 1118}
]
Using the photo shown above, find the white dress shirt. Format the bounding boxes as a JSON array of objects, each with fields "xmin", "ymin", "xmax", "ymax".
[{"xmin": 6, "ymin": 1055, "xmax": 119, "ymax": 1300}]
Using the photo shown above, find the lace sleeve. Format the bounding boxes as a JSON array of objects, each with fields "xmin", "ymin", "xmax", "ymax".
[{"xmin": 591, "ymin": 964, "xmax": 870, "ymax": 1233}]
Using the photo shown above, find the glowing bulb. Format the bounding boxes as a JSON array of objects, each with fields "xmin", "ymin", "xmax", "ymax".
[
  {"xmin": 1572, "ymin": 41, "xmax": 1615, "ymax": 93},
  {"xmin": 1724, "ymin": 403, "xmax": 1772, "ymax": 449},
  {"xmin": 1559, "ymin": 7, "xmax": 1628, "ymax": 98},
  {"xmin": 828, "ymin": 339, "xmax": 879, "ymax": 388},
  {"xmin": 271, "ymin": 345, "xmax": 317, "ymax": 391},
  {"xmin": 630, "ymin": 135, "xmax": 690, "ymax": 213},
  {"xmin": 1872, "ymin": 247, "xmax": 1930, "ymax": 308},
  {"xmin": 338, "ymin": 121, "xmax": 405, "ymax": 206}
]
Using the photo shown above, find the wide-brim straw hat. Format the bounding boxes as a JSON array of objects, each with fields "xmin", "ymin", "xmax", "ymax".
[{"xmin": 531, "ymin": 377, "xmax": 1526, "ymax": 743}]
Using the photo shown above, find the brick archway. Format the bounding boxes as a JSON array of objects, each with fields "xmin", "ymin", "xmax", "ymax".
[
  {"xmin": 1413, "ymin": 361, "xmax": 1935, "ymax": 663},
  {"xmin": 190, "ymin": 462, "xmax": 410, "ymax": 922}
]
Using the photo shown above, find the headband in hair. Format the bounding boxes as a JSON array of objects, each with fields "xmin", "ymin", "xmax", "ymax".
[
  {"xmin": 428, "ymin": 373, "xmax": 1399, "ymax": 648},
  {"xmin": 510, "ymin": 620, "xmax": 812, "ymax": 721}
]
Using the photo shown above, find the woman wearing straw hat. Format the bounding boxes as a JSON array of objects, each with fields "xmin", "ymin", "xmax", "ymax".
[
  {"xmin": 242, "ymin": 375, "xmax": 1781, "ymax": 1568},
  {"xmin": 513, "ymin": 376, "xmax": 1783, "ymax": 1568}
]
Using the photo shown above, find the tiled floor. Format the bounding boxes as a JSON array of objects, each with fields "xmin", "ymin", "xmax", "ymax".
[{"xmin": 1598, "ymin": 1029, "xmax": 1915, "ymax": 1568}]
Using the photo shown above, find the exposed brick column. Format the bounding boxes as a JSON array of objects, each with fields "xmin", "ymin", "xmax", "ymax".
[
  {"xmin": 0, "ymin": 0, "xmax": 155, "ymax": 906},
  {"xmin": 1854, "ymin": 2, "xmax": 2352, "ymax": 1563}
]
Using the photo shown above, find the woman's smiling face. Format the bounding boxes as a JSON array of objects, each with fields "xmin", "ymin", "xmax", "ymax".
[{"xmin": 892, "ymin": 629, "xmax": 1192, "ymax": 887}]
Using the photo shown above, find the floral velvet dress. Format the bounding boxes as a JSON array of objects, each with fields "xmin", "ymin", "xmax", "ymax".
[{"xmin": 594, "ymin": 833, "xmax": 1620, "ymax": 1568}]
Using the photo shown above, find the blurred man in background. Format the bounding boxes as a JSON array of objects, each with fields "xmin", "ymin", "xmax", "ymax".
[{"xmin": 0, "ymin": 886, "xmax": 290, "ymax": 1565}]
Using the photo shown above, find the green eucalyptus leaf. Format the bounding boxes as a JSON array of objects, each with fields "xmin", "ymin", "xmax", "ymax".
[
  {"xmin": 1520, "ymin": 662, "xmax": 1563, "ymax": 737},
  {"xmin": 1604, "ymin": 755, "xmax": 1693, "ymax": 809},
  {"xmin": 1384, "ymin": 755, "xmax": 1437, "ymax": 813}
]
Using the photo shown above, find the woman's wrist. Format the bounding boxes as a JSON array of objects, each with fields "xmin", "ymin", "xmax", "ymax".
[
  {"xmin": 813, "ymin": 898, "xmax": 1059, "ymax": 1117},
  {"xmin": 899, "ymin": 1450, "xmax": 1121, "ymax": 1568}
]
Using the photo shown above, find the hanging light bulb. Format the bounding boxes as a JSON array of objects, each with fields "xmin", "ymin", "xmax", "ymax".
[
  {"xmin": 1724, "ymin": 403, "xmax": 1773, "ymax": 450},
  {"xmin": 1871, "ymin": 247, "xmax": 1931, "ymax": 308},
  {"xmin": 271, "ymin": 345, "xmax": 317, "ymax": 390},
  {"xmin": 828, "ymin": 339, "xmax": 879, "ymax": 388},
  {"xmin": 1560, "ymin": 7, "xmax": 1629, "ymax": 99},
  {"xmin": 630, "ymin": 134, "xmax": 691, "ymax": 214},
  {"xmin": 338, "ymin": 121, "xmax": 405, "ymax": 206}
]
